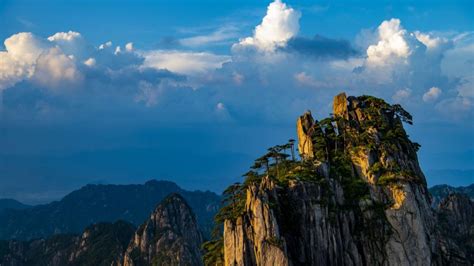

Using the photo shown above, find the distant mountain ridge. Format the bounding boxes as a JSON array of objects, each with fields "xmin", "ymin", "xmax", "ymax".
[
  {"xmin": 0, "ymin": 194, "xmax": 203, "ymax": 266},
  {"xmin": 429, "ymin": 184, "xmax": 474, "ymax": 207},
  {"xmin": 0, "ymin": 194, "xmax": 204, "ymax": 266},
  {"xmin": 0, "ymin": 199, "xmax": 30, "ymax": 213},
  {"xmin": 0, "ymin": 180, "xmax": 220, "ymax": 241}
]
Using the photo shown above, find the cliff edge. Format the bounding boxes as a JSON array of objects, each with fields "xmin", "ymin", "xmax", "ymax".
[{"xmin": 205, "ymin": 93, "xmax": 470, "ymax": 266}]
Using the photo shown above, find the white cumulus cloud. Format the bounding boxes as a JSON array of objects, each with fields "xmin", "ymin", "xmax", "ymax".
[
  {"xmin": 83, "ymin": 57, "xmax": 96, "ymax": 67},
  {"xmin": 47, "ymin": 31, "xmax": 81, "ymax": 42},
  {"xmin": 366, "ymin": 19, "xmax": 411, "ymax": 66},
  {"xmin": 414, "ymin": 31, "xmax": 446, "ymax": 50},
  {"xmin": 99, "ymin": 41, "xmax": 112, "ymax": 50},
  {"xmin": 5, "ymin": 32, "xmax": 48, "ymax": 63},
  {"xmin": 0, "ymin": 53, "xmax": 28, "ymax": 91},
  {"xmin": 33, "ymin": 47, "xmax": 82, "ymax": 89},
  {"xmin": 47, "ymin": 31, "xmax": 89, "ymax": 59},
  {"xmin": 125, "ymin": 42, "xmax": 134, "ymax": 52},
  {"xmin": 423, "ymin": 87, "xmax": 442, "ymax": 102},
  {"xmin": 392, "ymin": 88, "xmax": 412, "ymax": 102},
  {"xmin": 234, "ymin": 0, "xmax": 300, "ymax": 52},
  {"xmin": 0, "ymin": 32, "xmax": 88, "ymax": 91},
  {"xmin": 0, "ymin": 32, "xmax": 48, "ymax": 90}
]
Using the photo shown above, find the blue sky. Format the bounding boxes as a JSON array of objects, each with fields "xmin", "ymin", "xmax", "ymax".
[
  {"xmin": 2, "ymin": 0, "xmax": 473, "ymax": 46},
  {"xmin": 0, "ymin": 0, "xmax": 473, "ymax": 203}
]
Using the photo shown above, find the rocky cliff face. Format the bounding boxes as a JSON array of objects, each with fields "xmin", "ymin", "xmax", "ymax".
[
  {"xmin": 218, "ymin": 93, "xmax": 471, "ymax": 266},
  {"xmin": 0, "ymin": 221, "xmax": 135, "ymax": 266},
  {"xmin": 69, "ymin": 221, "xmax": 136, "ymax": 265},
  {"xmin": 123, "ymin": 193, "xmax": 204, "ymax": 266},
  {"xmin": 437, "ymin": 193, "xmax": 474, "ymax": 263}
]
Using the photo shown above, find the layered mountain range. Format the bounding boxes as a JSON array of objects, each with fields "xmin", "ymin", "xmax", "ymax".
[
  {"xmin": 0, "ymin": 199, "xmax": 30, "ymax": 213},
  {"xmin": 0, "ymin": 180, "xmax": 220, "ymax": 241},
  {"xmin": 0, "ymin": 93, "xmax": 472, "ymax": 266},
  {"xmin": 0, "ymin": 194, "xmax": 204, "ymax": 266}
]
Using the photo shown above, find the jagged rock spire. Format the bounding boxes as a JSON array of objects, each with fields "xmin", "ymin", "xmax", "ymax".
[
  {"xmin": 296, "ymin": 110, "xmax": 315, "ymax": 159},
  {"xmin": 333, "ymin": 92, "xmax": 349, "ymax": 119}
]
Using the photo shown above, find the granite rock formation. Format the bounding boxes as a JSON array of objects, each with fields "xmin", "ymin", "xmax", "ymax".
[
  {"xmin": 0, "ymin": 221, "xmax": 135, "ymax": 266},
  {"xmin": 216, "ymin": 93, "xmax": 471, "ymax": 266},
  {"xmin": 123, "ymin": 193, "xmax": 204, "ymax": 266},
  {"xmin": 436, "ymin": 193, "xmax": 474, "ymax": 263},
  {"xmin": 430, "ymin": 184, "xmax": 474, "ymax": 207}
]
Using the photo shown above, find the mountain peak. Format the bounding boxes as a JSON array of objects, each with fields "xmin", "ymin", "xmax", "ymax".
[
  {"xmin": 159, "ymin": 192, "xmax": 188, "ymax": 206},
  {"xmin": 144, "ymin": 179, "xmax": 180, "ymax": 188},
  {"xmin": 205, "ymin": 93, "xmax": 470, "ymax": 265},
  {"xmin": 123, "ymin": 193, "xmax": 203, "ymax": 266}
]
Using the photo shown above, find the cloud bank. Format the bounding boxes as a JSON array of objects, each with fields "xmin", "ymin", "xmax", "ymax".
[{"xmin": 0, "ymin": 0, "xmax": 472, "ymax": 126}]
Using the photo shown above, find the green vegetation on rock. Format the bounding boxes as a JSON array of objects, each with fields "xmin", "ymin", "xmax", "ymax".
[{"xmin": 204, "ymin": 94, "xmax": 427, "ymax": 265}]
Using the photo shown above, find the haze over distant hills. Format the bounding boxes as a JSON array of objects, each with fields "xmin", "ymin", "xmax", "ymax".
[
  {"xmin": 0, "ymin": 199, "xmax": 30, "ymax": 212},
  {"xmin": 0, "ymin": 180, "xmax": 220, "ymax": 241},
  {"xmin": 429, "ymin": 184, "xmax": 474, "ymax": 207},
  {"xmin": 0, "ymin": 194, "xmax": 205, "ymax": 266}
]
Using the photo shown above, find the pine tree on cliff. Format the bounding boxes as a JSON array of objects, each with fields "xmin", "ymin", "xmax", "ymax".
[{"xmin": 288, "ymin": 139, "xmax": 296, "ymax": 161}]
